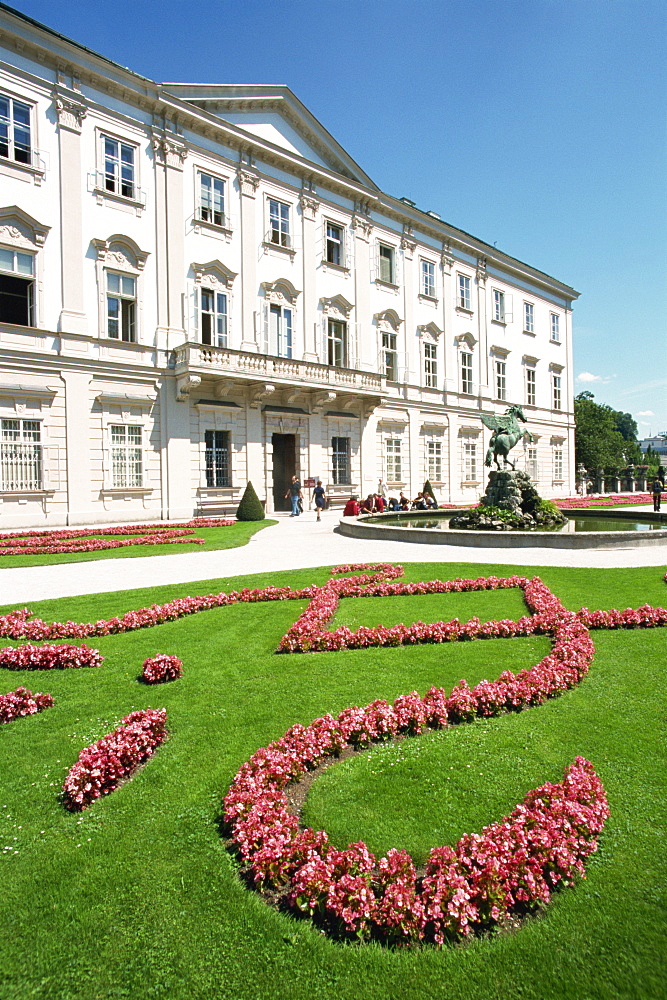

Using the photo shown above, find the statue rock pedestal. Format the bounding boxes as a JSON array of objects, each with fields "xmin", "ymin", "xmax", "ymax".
[{"xmin": 450, "ymin": 470, "xmax": 567, "ymax": 531}]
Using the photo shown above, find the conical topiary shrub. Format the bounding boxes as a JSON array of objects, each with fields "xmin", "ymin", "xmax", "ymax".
[
  {"xmin": 423, "ymin": 480, "xmax": 437, "ymax": 505},
  {"xmin": 236, "ymin": 481, "xmax": 265, "ymax": 521}
]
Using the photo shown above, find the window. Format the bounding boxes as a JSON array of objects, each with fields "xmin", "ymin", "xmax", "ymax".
[
  {"xmin": 0, "ymin": 247, "xmax": 34, "ymax": 326},
  {"xmin": 524, "ymin": 302, "xmax": 534, "ymax": 333},
  {"xmin": 527, "ymin": 447, "xmax": 538, "ymax": 480},
  {"xmin": 0, "ymin": 93, "xmax": 31, "ymax": 164},
  {"xmin": 268, "ymin": 198, "xmax": 291, "ymax": 248},
  {"xmin": 107, "ymin": 273, "xmax": 136, "ymax": 342},
  {"xmin": 526, "ymin": 367, "xmax": 536, "ymax": 406},
  {"xmin": 464, "ymin": 442, "xmax": 478, "ymax": 481},
  {"xmin": 493, "ymin": 289, "xmax": 505, "ymax": 323},
  {"xmin": 332, "ymin": 436, "xmax": 350, "ymax": 485},
  {"xmin": 457, "ymin": 274, "xmax": 471, "ymax": 311},
  {"xmin": 198, "ymin": 172, "xmax": 225, "ymax": 227},
  {"xmin": 110, "ymin": 425, "xmax": 142, "ymax": 487},
  {"xmin": 495, "ymin": 359, "xmax": 507, "ymax": 400},
  {"xmin": 552, "ymin": 373, "xmax": 562, "ymax": 411},
  {"xmin": 103, "ymin": 136, "xmax": 135, "ymax": 199},
  {"xmin": 385, "ymin": 438, "xmax": 402, "ymax": 481},
  {"xmin": 270, "ymin": 304, "xmax": 292, "ymax": 358},
  {"xmin": 327, "ymin": 318, "xmax": 347, "ymax": 367},
  {"xmin": 427, "ymin": 440, "xmax": 442, "ymax": 482},
  {"xmin": 205, "ymin": 430, "xmax": 230, "ymax": 487},
  {"xmin": 201, "ymin": 288, "xmax": 228, "ymax": 348},
  {"xmin": 1, "ymin": 419, "xmax": 41, "ymax": 490},
  {"xmin": 550, "ymin": 313, "xmax": 560, "ymax": 342},
  {"xmin": 420, "ymin": 259, "xmax": 436, "ymax": 297},
  {"xmin": 424, "ymin": 342, "xmax": 438, "ymax": 388},
  {"xmin": 381, "ymin": 330, "xmax": 398, "ymax": 381},
  {"xmin": 325, "ymin": 222, "xmax": 344, "ymax": 266},
  {"xmin": 378, "ymin": 244, "xmax": 395, "ymax": 283},
  {"xmin": 553, "ymin": 447, "xmax": 563, "ymax": 481},
  {"xmin": 461, "ymin": 351, "xmax": 473, "ymax": 394}
]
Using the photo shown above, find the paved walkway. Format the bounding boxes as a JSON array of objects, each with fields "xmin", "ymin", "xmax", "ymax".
[{"xmin": 1, "ymin": 510, "xmax": 666, "ymax": 604}]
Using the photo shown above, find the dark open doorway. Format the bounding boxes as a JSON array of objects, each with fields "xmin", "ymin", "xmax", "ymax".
[{"xmin": 272, "ymin": 433, "xmax": 296, "ymax": 511}]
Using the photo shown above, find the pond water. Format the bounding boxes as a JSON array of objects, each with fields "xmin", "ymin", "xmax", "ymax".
[{"xmin": 382, "ymin": 515, "xmax": 663, "ymax": 533}]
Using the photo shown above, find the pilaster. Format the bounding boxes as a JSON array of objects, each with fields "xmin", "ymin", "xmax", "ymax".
[
  {"xmin": 53, "ymin": 87, "xmax": 88, "ymax": 334},
  {"xmin": 152, "ymin": 130, "xmax": 188, "ymax": 349},
  {"xmin": 238, "ymin": 164, "xmax": 260, "ymax": 352},
  {"xmin": 300, "ymin": 188, "xmax": 319, "ymax": 360},
  {"xmin": 62, "ymin": 371, "xmax": 92, "ymax": 522}
]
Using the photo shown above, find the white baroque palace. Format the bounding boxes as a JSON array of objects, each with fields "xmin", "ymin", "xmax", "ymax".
[{"xmin": 0, "ymin": 5, "xmax": 578, "ymax": 527}]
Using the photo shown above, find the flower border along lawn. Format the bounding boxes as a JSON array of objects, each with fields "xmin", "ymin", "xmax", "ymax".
[
  {"xmin": 0, "ymin": 518, "xmax": 275, "ymax": 568},
  {"xmin": 0, "ymin": 561, "xmax": 665, "ymax": 1000}
]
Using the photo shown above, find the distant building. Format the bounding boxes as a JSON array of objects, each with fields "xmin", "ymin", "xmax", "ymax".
[
  {"xmin": 639, "ymin": 435, "xmax": 667, "ymax": 468},
  {"xmin": 0, "ymin": 4, "xmax": 579, "ymax": 527}
]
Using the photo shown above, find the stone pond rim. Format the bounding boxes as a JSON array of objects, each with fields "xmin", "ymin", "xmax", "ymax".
[{"xmin": 337, "ymin": 508, "xmax": 667, "ymax": 549}]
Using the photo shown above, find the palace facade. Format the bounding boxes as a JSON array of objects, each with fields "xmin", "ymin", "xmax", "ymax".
[{"xmin": 0, "ymin": 4, "xmax": 578, "ymax": 527}]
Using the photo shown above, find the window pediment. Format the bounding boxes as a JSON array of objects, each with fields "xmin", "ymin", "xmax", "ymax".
[
  {"xmin": 92, "ymin": 235, "xmax": 149, "ymax": 272},
  {"xmin": 0, "ymin": 206, "xmax": 50, "ymax": 250},
  {"xmin": 320, "ymin": 293, "xmax": 353, "ymax": 319},
  {"xmin": 192, "ymin": 259, "xmax": 237, "ymax": 289},
  {"xmin": 418, "ymin": 321, "xmax": 443, "ymax": 340},
  {"xmin": 263, "ymin": 279, "xmax": 301, "ymax": 306},
  {"xmin": 455, "ymin": 332, "xmax": 477, "ymax": 350},
  {"xmin": 374, "ymin": 308, "xmax": 402, "ymax": 331}
]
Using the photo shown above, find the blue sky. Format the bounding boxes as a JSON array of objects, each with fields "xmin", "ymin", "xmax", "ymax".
[{"xmin": 11, "ymin": 0, "xmax": 667, "ymax": 436}]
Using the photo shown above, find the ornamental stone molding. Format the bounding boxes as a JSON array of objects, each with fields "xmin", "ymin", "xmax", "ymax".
[
  {"xmin": 151, "ymin": 132, "xmax": 188, "ymax": 170},
  {"xmin": 214, "ymin": 381, "xmax": 237, "ymax": 398},
  {"xmin": 262, "ymin": 279, "xmax": 301, "ymax": 306},
  {"xmin": 441, "ymin": 252, "xmax": 454, "ymax": 273},
  {"xmin": 0, "ymin": 206, "xmax": 50, "ymax": 249},
  {"xmin": 176, "ymin": 374, "xmax": 201, "ymax": 402},
  {"xmin": 476, "ymin": 257, "xmax": 488, "ymax": 285},
  {"xmin": 237, "ymin": 167, "xmax": 260, "ymax": 197},
  {"xmin": 455, "ymin": 332, "xmax": 478, "ymax": 350},
  {"xmin": 320, "ymin": 294, "xmax": 354, "ymax": 320},
  {"xmin": 312, "ymin": 391, "xmax": 336, "ymax": 414},
  {"xmin": 92, "ymin": 235, "xmax": 149, "ymax": 272},
  {"xmin": 52, "ymin": 88, "xmax": 88, "ymax": 132},
  {"xmin": 192, "ymin": 260, "xmax": 237, "ymax": 289},
  {"xmin": 249, "ymin": 383, "xmax": 275, "ymax": 409},
  {"xmin": 351, "ymin": 212, "xmax": 373, "ymax": 241},
  {"xmin": 401, "ymin": 227, "xmax": 417, "ymax": 255},
  {"xmin": 299, "ymin": 194, "xmax": 319, "ymax": 220}
]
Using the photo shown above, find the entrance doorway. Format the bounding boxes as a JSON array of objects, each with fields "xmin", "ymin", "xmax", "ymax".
[{"xmin": 272, "ymin": 433, "xmax": 296, "ymax": 511}]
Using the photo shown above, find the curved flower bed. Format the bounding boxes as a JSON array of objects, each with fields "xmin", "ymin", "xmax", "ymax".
[
  {"xmin": 63, "ymin": 709, "xmax": 168, "ymax": 811},
  {"xmin": 0, "ymin": 527, "xmax": 208, "ymax": 556},
  {"xmin": 0, "ymin": 643, "xmax": 103, "ymax": 670},
  {"xmin": 554, "ymin": 493, "xmax": 653, "ymax": 509},
  {"xmin": 141, "ymin": 655, "xmax": 183, "ymax": 684},
  {"xmin": 0, "ymin": 685, "xmax": 54, "ymax": 723},
  {"xmin": 223, "ymin": 587, "xmax": 608, "ymax": 944}
]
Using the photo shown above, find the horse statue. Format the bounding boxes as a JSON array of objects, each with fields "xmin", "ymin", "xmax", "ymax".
[{"xmin": 482, "ymin": 404, "xmax": 533, "ymax": 470}]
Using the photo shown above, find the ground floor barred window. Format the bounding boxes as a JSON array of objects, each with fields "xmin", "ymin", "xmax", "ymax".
[
  {"xmin": 331, "ymin": 436, "xmax": 350, "ymax": 485},
  {"xmin": 111, "ymin": 424, "xmax": 142, "ymax": 487},
  {"xmin": 1, "ymin": 419, "xmax": 41, "ymax": 489},
  {"xmin": 205, "ymin": 430, "xmax": 230, "ymax": 487}
]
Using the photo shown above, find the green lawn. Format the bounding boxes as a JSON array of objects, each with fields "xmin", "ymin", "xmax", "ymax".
[
  {"xmin": 0, "ymin": 561, "xmax": 665, "ymax": 1000},
  {"xmin": 0, "ymin": 519, "xmax": 275, "ymax": 568}
]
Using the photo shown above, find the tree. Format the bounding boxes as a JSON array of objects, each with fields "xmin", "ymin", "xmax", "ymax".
[
  {"xmin": 236, "ymin": 481, "xmax": 265, "ymax": 521},
  {"xmin": 574, "ymin": 393, "xmax": 629, "ymax": 471}
]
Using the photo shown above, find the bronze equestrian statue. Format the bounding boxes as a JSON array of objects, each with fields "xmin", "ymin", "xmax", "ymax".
[{"xmin": 482, "ymin": 404, "xmax": 534, "ymax": 471}]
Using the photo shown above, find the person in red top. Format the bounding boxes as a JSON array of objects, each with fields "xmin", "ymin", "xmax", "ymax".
[
  {"xmin": 343, "ymin": 496, "xmax": 360, "ymax": 517},
  {"xmin": 374, "ymin": 494, "xmax": 385, "ymax": 513},
  {"xmin": 359, "ymin": 495, "xmax": 375, "ymax": 515}
]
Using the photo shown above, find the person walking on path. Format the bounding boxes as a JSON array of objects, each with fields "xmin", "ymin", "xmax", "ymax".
[
  {"xmin": 652, "ymin": 477, "xmax": 664, "ymax": 512},
  {"xmin": 285, "ymin": 475, "xmax": 302, "ymax": 516},
  {"xmin": 312, "ymin": 479, "xmax": 327, "ymax": 521}
]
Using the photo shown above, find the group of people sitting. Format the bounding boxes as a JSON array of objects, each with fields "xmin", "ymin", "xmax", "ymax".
[{"xmin": 343, "ymin": 491, "xmax": 438, "ymax": 517}]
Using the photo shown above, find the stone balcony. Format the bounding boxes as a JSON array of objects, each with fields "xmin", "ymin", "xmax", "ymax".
[{"xmin": 172, "ymin": 342, "xmax": 387, "ymax": 410}]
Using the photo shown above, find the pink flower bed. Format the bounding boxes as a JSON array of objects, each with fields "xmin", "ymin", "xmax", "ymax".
[
  {"xmin": 555, "ymin": 493, "xmax": 653, "ymax": 509},
  {"xmin": 0, "ymin": 526, "xmax": 208, "ymax": 556},
  {"xmin": 141, "ymin": 655, "xmax": 183, "ymax": 684},
  {"xmin": 0, "ymin": 643, "xmax": 103, "ymax": 670},
  {"xmin": 63, "ymin": 708, "xmax": 168, "ymax": 811},
  {"xmin": 223, "ymin": 582, "xmax": 609, "ymax": 943},
  {"xmin": 0, "ymin": 685, "xmax": 54, "ymax": 723}
]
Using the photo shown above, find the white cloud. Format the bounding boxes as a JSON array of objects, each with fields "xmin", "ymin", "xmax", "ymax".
[
  {"xmin": 576, "ymin": 371, "xmax": 614, "ymax": 384},
  {"xmin": 636, "ymin": 410, "xmax": 654, "ymax": 417}
]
